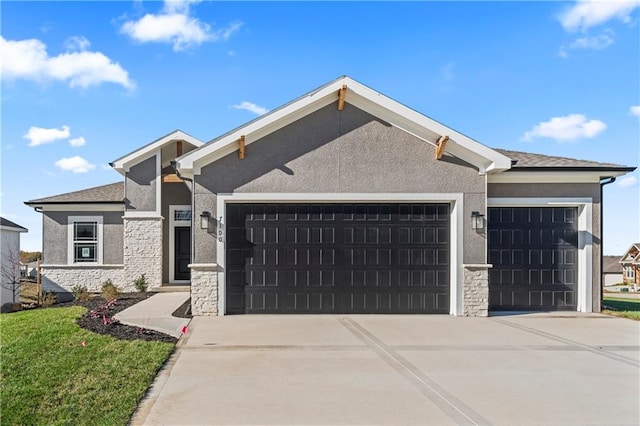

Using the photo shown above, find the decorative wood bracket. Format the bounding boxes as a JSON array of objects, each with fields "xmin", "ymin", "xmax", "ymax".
[
  {"xmin": 435, "ymin": 135, "xmax": 449, "ymax": 160},
  {"xmin": 338, "ymin": 85, "xmax": 347, "ymax": 111},
  {"xmin": 176, "ymin": 140, "xmax": 183, "ymax": 157},
  {"xmin": 238, "ymin": 135, "xmax": 245, "ymax": 159},
  {"xmin": 162, "ymin": 174, "xmax": 184, "ymax": 183}
]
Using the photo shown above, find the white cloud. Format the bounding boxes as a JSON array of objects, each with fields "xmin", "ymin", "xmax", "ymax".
[
  {"xmin": 24, "ymin": 125, "xmax": 70, "ymax": 147},
  {"xmin": 120, "ymin": 0, "xmax": 242, "ymax": 51},
  {"xmin": 69, "ymin": 136, "xmax": 86, "ymax": 147},
  {"xmin": 570, "ymin": 29, "xmax": 615, "ymax": 50},
  {"xmin": 64, "ymin": 35, "xmax": 90, "ymax": 51},
  {"xmin": 630, "ymin": 105, "xmax": 640, "ymax": 116},
  {"xmin": 558, "ymin": 0, "xmax": 640, "ymax": 32},
  {"xmin": 55, "ymin": 156, "xmax": 95, "ymax": 173},
  {"xmin": 522, "ymin": 114, "xmax": 607, "ymax": 142},
  {"xmin": 618, "ymin": 175, "xmax": 638, "ymax": 187},
  {"xmin": 232, "ymin": 101, "xmax": 268, "ymax": 116},
  {"xmin": 1, "ymin": 36, "xmax": 134, "ymax": 90}
]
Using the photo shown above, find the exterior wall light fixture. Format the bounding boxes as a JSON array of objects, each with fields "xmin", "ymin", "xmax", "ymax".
[
  {"xmin": 471, "ymin": 211, "xmax": 485, "ymax": 230},
  {"xmin": 200, "ymin": 211, "xmax": 211, "ymax": 229}
]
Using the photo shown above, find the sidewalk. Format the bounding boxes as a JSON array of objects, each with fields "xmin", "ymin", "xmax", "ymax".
[{"xmin": 115, "ymin": 292, "xmax": 191, "ymax": 338}]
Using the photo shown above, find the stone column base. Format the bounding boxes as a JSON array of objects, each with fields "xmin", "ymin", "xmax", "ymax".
[
  {"xmin": 124, "ymin": 216, "xmax": 163, "ymax": 288},
  {"xmin": 190, "ymin": 263, "xmax": 218, "ymax": 316},
  {"xmin": 463, "ymin": 264, "xmax": 492, "ymax": 317}
]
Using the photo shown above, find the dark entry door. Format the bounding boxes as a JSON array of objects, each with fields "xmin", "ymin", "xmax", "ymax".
[
  {"xmin": 488, "ymin": 207, "xmax": 578, "ymax": 311},
  {"xmin": 175, "ymin": 226, "xmax": 191, "ymax": 281},
  {"xmin": 225, "ymin": 203, "xmax": 450, "ymax": 314}
]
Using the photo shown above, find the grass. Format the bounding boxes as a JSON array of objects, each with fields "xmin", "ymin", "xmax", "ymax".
[
  {"xmin": 0, "ymin": 306, "xmax": 174, "ymax": 425},
  {"xmin": 602, "ymin": 297, "xmax": 640, "ymax": 321}
]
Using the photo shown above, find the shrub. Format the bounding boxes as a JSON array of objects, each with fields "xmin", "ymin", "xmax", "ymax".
[
  {"xmin": 71, "ymin": 285, "xmax": 92, "ymax": 302},
  {"xmin": 133, "ymin": 274, "xmax": 148, "ymax": 292},
  {"xmin": 101, "ymin": 279, "xmax": 121, "ymax": 301},
  {"xmin": 41, "ymin": 291, "xmax": 57, "ymax": 308}
]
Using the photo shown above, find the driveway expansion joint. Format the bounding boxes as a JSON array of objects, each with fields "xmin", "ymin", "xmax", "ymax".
[
  {"xmin": 490, "ymin": 318, "xmax": 640, "ymax": 368},
  {"xmin": 338, "ymin": 317, "xmax": 491, "ymax": 426}
]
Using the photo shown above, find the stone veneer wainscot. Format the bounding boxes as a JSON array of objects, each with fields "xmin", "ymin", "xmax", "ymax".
[
  {"xmin": 190, "ymin": 263, "xmax": 218, "ymax": 315},
  {"xmin": 124, "ymin": 216, "xmax": 163, "ymax": 288},
  {"xmin": 463, "ymin": 264, "xmax": 491, "ymax": 317}
]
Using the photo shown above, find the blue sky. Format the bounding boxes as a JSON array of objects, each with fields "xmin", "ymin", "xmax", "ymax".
[{"xmin": 1, "ymin": 0, "xmax": 639, "ymax": 254}]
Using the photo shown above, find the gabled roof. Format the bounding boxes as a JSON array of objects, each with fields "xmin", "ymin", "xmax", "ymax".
[
  {"xmin": 0, "ymin": 217, "xmax": 28, "ymax": 232},
  {"xmin": 496, "ymin": 149, "xmax": 635, "ymax": 171},
  {"xmin": 24, "ymin": 182, "xmax": 124, "ymax": 206},
  {"xmin": 177, "ymin": 76, "xmax": 513, "ymax": 175},
  {"xmin": 111, "ymin": 129, "xmax": 204, "ymax": 174},
  {"xmin": 620, "ymin": 243, "xmax": 640, "ymax": 264}
]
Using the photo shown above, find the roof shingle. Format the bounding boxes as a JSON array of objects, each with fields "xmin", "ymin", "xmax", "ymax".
[
  {"xmin": 25, "ymin": 182, "xmax": 124, "ymax": 205},
  {"xmin": 0, "ymin": 217, "xmax": 28, "ymax": 231},
  {"xmin": 494, "ymin": 149, "xmax": 632, "ymax": 169}
]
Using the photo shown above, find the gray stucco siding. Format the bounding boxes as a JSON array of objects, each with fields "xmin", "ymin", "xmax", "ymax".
[
  {"xmin": 162, "ymin": 182, "xmax": 192, "ymax": 283},
  {"xmin": 487, "ymin": 182, "xmax": 602, "ymax": 311},
  {"xmin": 125, "ymin": 155, "xmax": 157, "ymax": 211},
  {"xmin": 193, "ymin": 103, "xmax": 486, "ymax": 265},
  {"xmin": 42, "ymin": 211, "xmax": 124, "ymax": 265}
]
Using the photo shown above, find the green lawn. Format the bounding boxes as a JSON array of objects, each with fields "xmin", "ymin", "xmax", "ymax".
[
  {"xmin": 602, "ymin": 297, "xmax": 640, "ymax": 321},
  {"xmin": 0, "ymin": 306, "xmax": 174, "ymax": 425}
]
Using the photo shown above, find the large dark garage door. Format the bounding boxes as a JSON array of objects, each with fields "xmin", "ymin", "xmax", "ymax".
[
  {"xmin": 488, "ymin": 207, "xmax": 578, "ymax": 311},
  {"xmin": 226, "ymin": 203, "xmax": 450, "ymax": 314}
]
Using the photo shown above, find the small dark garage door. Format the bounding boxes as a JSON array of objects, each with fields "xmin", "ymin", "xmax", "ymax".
[
  {"xmin": 488, "ymin": 207, "xmax": 578, "ymax": 311},
  {"xmin": 226, "ymin": 203, "xmax": 450, "ymax": 314}
]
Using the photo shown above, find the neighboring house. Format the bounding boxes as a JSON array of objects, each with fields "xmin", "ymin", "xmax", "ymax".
[
  {"xmin": 1, "ymin": 217, "xmax": 28, "ymax": 311},
  {"xmin": 602, "ymin": 256, "xmax": 623, "ymax": 286},
  {"xmin": 20, "ymin": 261, "xmax": 38, "ymax": 279},
  {"xmin": 25, "ymin": 76, "xmax": 636, "ymax": 316},
  {"xmin": 620, "ymin": 243, "xmax": 640, "ymax": 286}
]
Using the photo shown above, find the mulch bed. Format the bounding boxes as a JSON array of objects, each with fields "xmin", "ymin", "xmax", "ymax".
[{"xmin": 56, "ymin": 293, "xmax": 178, "ymax": 343}]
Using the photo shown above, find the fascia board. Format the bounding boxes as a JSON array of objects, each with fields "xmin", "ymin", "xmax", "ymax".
[
  {"xmin": 36, "ymin": 204, "xmax": 125, "ymax": 212},
  {"xmin": 488, "ymin": 169, "xmax": 632, "ymax": 183},
  {"xmin": 112, "ymin": 130, "xmax": 204, "ymax": 171},
  {"xmin": 0, "ymin": 225, "xmax": 28, "ymax": 233},
  {"xmin": 181, "ymin": 89, "xmax": 340, "ymax": 173}
]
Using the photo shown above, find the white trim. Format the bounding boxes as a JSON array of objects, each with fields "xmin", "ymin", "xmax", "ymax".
[
  {"xmin": 67, "ymin": 215, "xmax": 103, "ymax": 265},
  {"xmin": 123, "ymin": 212, "xmax": 163, "ymax": 219},
  {"xmin": 178, "ymin": 76, "xmax": 512, "ymax": 175},
  {"xmin": 0, "ymin": 225, "xmax": 28, "ymax": 233},
  {"xmin": 169, "ymin": 205, "xmax": 192, "ymax": 284},
  {"xmin": 38, "ymin": 204, "xmax": 124, "ymax": 212},
  {"xmin": 155, "ymin": 150, "xmax": 162, "ymax": 215},
  {"xmin": 111, "ymin": 130, "xmax": 204, "ymax": 173},
  {"xmin": 487, "ymin": 197, "xmax": 594, "ymax": 312},
  {"xmin": 488, "ymin": 170, "xmax": 630, "ymax": 184},
  {"xmin": 216, "ymin": 192, "xmax": 464, "ymax": 316}
]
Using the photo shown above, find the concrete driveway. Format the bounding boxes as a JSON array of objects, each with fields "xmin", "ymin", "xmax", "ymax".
[{"xmin": 133, "ymin": 313, "xmax": 639, "ymax": 425}]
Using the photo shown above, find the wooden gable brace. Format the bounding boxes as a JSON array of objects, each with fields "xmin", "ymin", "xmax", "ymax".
[
  {"xmin": 435, "ymin": 135, "xmax": 449, "ymax": 160},
  {"xmin": 338, "ymin": 85, "xmax": 347, "ymax": 111},
  {"xmin": 238, "ymin": 135, "xmax": 246, "ymax": 159}
]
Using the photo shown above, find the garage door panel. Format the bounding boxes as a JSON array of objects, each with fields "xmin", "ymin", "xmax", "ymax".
[
  {"xmin": 489, "ymin": 207, "xmax": 577, "ymax": 311},
  {"xmin": 226, "ymin": 203, "xmax": 450, "ymax": 314}
]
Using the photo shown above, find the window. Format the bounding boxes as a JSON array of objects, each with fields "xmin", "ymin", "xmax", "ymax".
[
  {"xmin": 174, "ymin": 210, "xmax": 192, "ymax": 221},
  {"xmin": 68, "ymin": 216, "xmax": 103, "ymax": 264},
  {"xmin": 625, "ymin": 266, "xmax": 635, "ymax": 280}
]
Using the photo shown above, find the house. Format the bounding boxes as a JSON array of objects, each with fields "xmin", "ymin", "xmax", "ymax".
[
  {"xmin": 25, "ymin": 76, "xmax": 636, "ymax": 316},
  {"xmin": 1, "ymin": 217, "xmax": 28, "ymax": 312},
  {"xmin": 620, "ymin": 243, "xmax": 640, "ymax": 286},
  {"xmin": 602, "ymin": 255, "xmax": 623, "ymax": 287}
]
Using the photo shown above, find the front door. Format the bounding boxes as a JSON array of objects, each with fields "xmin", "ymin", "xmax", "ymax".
[{"xmin": 175, "ymin": 226, "xmax": 191, "ymax": 281}]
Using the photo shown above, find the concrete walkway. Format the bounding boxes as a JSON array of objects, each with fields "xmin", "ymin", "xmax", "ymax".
[
  {"xmin": 115, "ymin": 292, "xmax": 191, "ymax": 338},
  {"xmin": 132, "ymin": 313, "xmax": 640, "ymax": 425}
]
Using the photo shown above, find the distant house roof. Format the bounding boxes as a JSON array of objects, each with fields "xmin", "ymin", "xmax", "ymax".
[
  {"xmin": 495, "ymin": 149, "xmax": 634, "ymax": 171},
  {"xmin": 24, "ymin": 182, "xmax": 124, "ymax": 206},
  {"xmin": 0, "ymin": 217, "xmax": 28, "ymax": 232},
  {"xmin": 603, "ymin": 256, "xmax": 623, "ymax": 274},
  {"xmin": 620, "ymin": 243, "xmax": 640, "ymax": 265}
]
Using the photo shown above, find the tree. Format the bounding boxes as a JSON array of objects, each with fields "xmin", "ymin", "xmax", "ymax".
[{"xmin": 2, "ymin": 249, "xmax": 22, "ymax": 306}]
